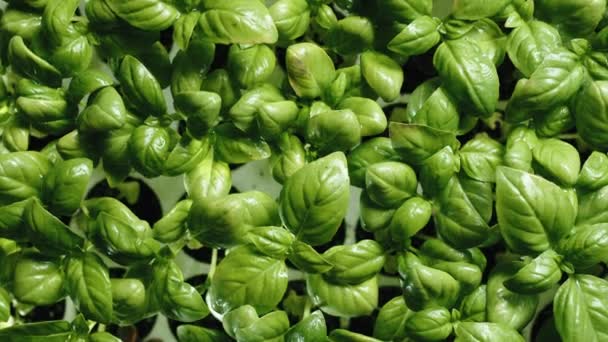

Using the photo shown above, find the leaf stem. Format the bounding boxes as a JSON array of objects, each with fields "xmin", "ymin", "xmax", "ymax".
[
  {"xmin": 339, "ymin": 317, "xmax": 350, "ymax": 329},
  {"xmin": 302, "ymin": 298, "xmax": 312, "ymax": 319},
  {"xmin": 208, "ymin": 248, "xmax": 218, "ymax": 279}
]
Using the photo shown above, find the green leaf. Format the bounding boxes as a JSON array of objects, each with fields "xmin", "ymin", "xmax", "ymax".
[
  {"xmin": 270, "ymin": 134, "xmax": 307, "ymax": 184},
  {"xmin": 397, "ymin": 252, "xmax": 460, "ymax": 310},
  {"xmin": 77, "ymin": 87, "xmax": 126, "ymax": 133},
  {"xmin": 347, "ymin": 137, "xmax": 400, "ymax": 188},
  {"xmin": 208, "ymin": 245, "xmax": 288, "ymax": 314},
  {"xmin": 118, "ymin": 55, "xmax": 167, "ymax": 117},
  {"xmin": 48, "ymin": 35, "xmax": 94, "ymax": 77},
  {"xmin": 213, "ymin": 123, "xmax": 272, "ymax": 164},
  {"xmin": 434, "ymin": 176, "xmax": 491, "ymax": 248},
  {"xmin": 573, "ymin": 80, "xmax": 608, "ymax": 150},
  {"xmin": 307, "ymin": 273, "xmax": 378, "ymax": 318},
  {"xmin": 306, "ymin": 109, "xmax": 361, "ymax": 154},
  {"xmin": 486, "ymin": 262, "xmax": 538, "ymax": 330},
  {"xmin": 3, "ymin": 115, "xmax": 30, "ymax": 152},
  {"xmin": 189, "ymin": 191, "xmax": 279, "ymax": 248},
  {"xmin": 257, "ymin": 101, "xmax": 300, "ymax": 140},
  {"xmin": 0, "ymin": 287, "xmax": 11, "ymax": 322},
  {"xmin": 404, "ymin": 307, "xmax": 453, "ymax": 341},
  {"xmin": 454, "ymin": 322, "xmax": 525, "ymax": 342},
  {"xmin": 106, "ymin": 0, "xmax": 179, "ymax": 31},
  {"xmin": 15, "ymin": 80, "xmax": 71, "ymax": 134},
  {"xmin": 459, "ymin": 285, "xmax": 487, "ymax": 322},
  {"xmin": 66, "ymin": 252, "xmax": 113, "ymax": 323},
  {"xmin": 433, "ymin": 261, "xmax": 482, "ymax": 296},
  {"xmin": 247, "ymin": 226, "xmax": 295, "ymax": 259},
  {"xmin": 558, "ymin": 224, "xmax": 608, "ymax": 269},
  {"xmin": 175, "ymin": 91, "xmax": 222, "ymax": 138},
  {"xmin": 418, "ymin": 238, "xmax": 486, "ymax": 271},
  {"xmin": 23, "ymin": 198, "xmax": 83, "ymax": 256},
  {"xmin": 389, "ymin": 197, "xmax": 432, "ymax": 249},
  {"xmin": 0, "ymin": 9, "xmax": 42, "ymax": 41},
  {"xmin": 364, "ymin": 161, "xmax": 416, "ymax": 208},
  {"xmin": 459, "ymin": 133, "xmax": 504, "ymax": 183},
  {"xmin": 506, "ymin": 20, "xmax": 562, "ymax": 77},
  {"xmin": 89, "ymin": 332, "xmax": 122, "ymax": 342},
  {"xmin": 504, "ymin": 250, "xmax": 562, "ymax": 294},
  {"xmin": 377, "ymin": 0, "xmax": 432, "ymax": 23},
  {"xmin": 577, "ymin": 152, "xmax": 608, "ymax": 191},
  {"xmin": 42, "ymin": 158, "xmax": 93, "ymax": 216},
  {"xmin": 338, "ymin": 97, "xmax": 387, "ymax": 137},
  {"xmin": 419, "ymin": 146, "xmax": 459, "ymax": 197},
  {"xmin": 536, "ymin": 0, "xmax": 606, "ymax": 37},
  {"xmin": 173, "ymin": 12, "xmax": 201, "ymax": 50},
  {"xmin": 433, "ymin": 39, "xmax": 499, "ymax": 117},
  {"xmin": 153, "ymin": 200, "xmax": 192, "ymax": 243},
  {"xmin": 326, "ymin": 16, "xmax": 375, "ymax": 56},
  {"xmin": 269, "ymin": 0, "xmax": 310, "ymax": 41},
  {"xmin": 388, "ymin": 16, "xmax": 441, "ymax": 57},
  {"xmin": 280, "ymin": 152, "xmax": 350, "ymax": 246},
  {"xmin": 177, "ymin": 325, "xmax": 230, "ymax": 342},
  {"xmin": 151, "ymin": 259, "xmax": 209, "ymax": 322},
  {"xmin": 285, "ymin": 310, "xmax": 327, "ymax": 342},
  {"xmin": 171, "ymin": 40, "xmax": 216, "ymax": 95},
  {"xmin": 452, "ymin": 0, "xmax": 510, "ymax": 20},
  {"xmin": 229, "ymin": 84, "xmax": 284, "ymax": 132},
  {"xmin": 236, "ymin": 310, "xmax": 290, "ymax": 342},
  {"xmin": 287, "ymin": 240, "xmax": 334, "ymax": 273},
  {"xmin": 373, "ymin": 296, "xmax": 412, "ymax": 341},
  {"xmin": 534, "ymin": 105, "xmax": 575, "ymax": 138},
  {"xmin": 14, "ymin": 255, "xmax": 65, "ymax": 305},
  {"xmin": 286, "ymin": 42, "xmax": 336, "ymax": 99},
  {"xmin": 457, "ymin": 18, "xmax": 507, "ymax": 66},
  {"xmin": 360, "ymin": 51, "xmax": 403, "ymax": 102},
  {"xmin": 323, "ymin": 240, "xmax": 385, "ymax": 285},
  {"xmin": 329, "ymin": 329, "xmax": 382, "ymax": 342},
  {"xmin": 184, "ymin": 150, "xmax": 231, "ymax": 202},
  {"xmin": 128, "ymin": 124, "xmax": 171, "ymax": 178},
  {"xmin": 8, "ymin": 36, "xmax": 62, "ymax": 86},
  {"xmin": 506, "ymin": 50, "xmax": 585, "ymax": 123},
  {"xmin": 496, "ymin": 166, "xmax": 577, "ymax": 254},
  {"xmin": 111, "ymin": 278, "xmax": 147, "ymax": 324},
  {"xmin": 199, "ymin": 0, "xmax": 278, "ymax": 44},
  {"xmin": 554, "ymin": 275, "xmax": 608, "ymax": 342},
  {"xmin": 390, "ymin": 122, "xmax": 460, "ymax": 165},
  {"xmin": 532, "ymin": 138, "xmax": 580, "ymax": 187},
  {"xmin": 0, "ymin": 320, "xmax": 73, "ymax": 342},
  {"xmin": 228, "ymin": 44, "xmax": 277, "ymax": 89},
  {"xmin": 164, "ymin": 135, "xmax": 210, "ymax": 176}
]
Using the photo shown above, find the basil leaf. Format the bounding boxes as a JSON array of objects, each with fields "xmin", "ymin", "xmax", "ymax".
[
  {"xmin": 199, "ymin": 0, "xmax": 278, "ymax": 44},
  {"xmin": 452, "ymin": 0, "xmax": 510, "ymax": 19},
  {"xmin": 338, "ymin": 97, "xmax": 387, "ymax": 137},
  {"xmin": 222, "ymin": 305, "xmax": 259, "ymax": 339},
  {"xmin": 280, "ymin": 152, "xmax": 350, "ymax": 246},
  {"xmin": 177, "ymin": 325, "xmax": 230, "ymax": 342},
  {"xmin": 532, "ymin": 138, "xmax": 580, "ymax": 187},
  {"xmin": 404, "ymin": 307, "xmax": 452, "ymax": 341},
  {"xmin": 270, "ymin": 134, "xmax": 307, "ymax": 183},
  {"xmin": 554, "ymin": 275, "xmax": 608, "ymax": 342},
  {"xmin": 247, "ymin": 226, "xmax": 295, "ymax": 259},
  {"xmin": 534, "ymin": 105, "xmax": 575, "ymax": 138},
  {"xmin": 326, "ymin": 16, "xmax": 375, "ymax": 56},
  {"xmin": 270, "ymin": 0, "xmax": 310, "ymax": 42},
  {"xmin": 208, "ymin": 245, "xmax": 288, "ymax": 314},
  {"xmin": 42, "ymin": 158, "xmax": 93, "ymax": 216},
  {"xmin": 397, "ymin": 253, "xmax": 460, "ymax": 311},
  {"xmin": 487, "ymin": 262, "xmax": 538, "ymax": 330},
  {"xmin": 286, "ymin": 42, "xmax": 336, "ymax": 99},
  {"xmin": 213, "ymin": 123, "xmax": 272, "ymax": 164},
  {"xmin": 360, "ymin": 51, "xmax": 403, "ymax": 102},
  {"xmin": 118, "ymin": 55, "xmax": 167, "ymax": 117},
  {"xmin": 388, "ymin": 16, "xmax": 441, "ymax": 57},
  {"xmin": 506, "ymin": 20, "xmax": 561, "ymax": 77},
  {"xmin": 347, "ymin": 137, "xmax": 399, "ymax": 188},
  {"xmin": 8, "ymin": 36, "xmax": 62, "ymax": 86},
  {"xmin": 459, "ymin": 133, "xmax": 504, "ymax": 183},
  {"xmin": 175, "ymin": 91, "xmax": 222, "ymax": 138},
  {"xmin": 419, "ymin": 146, "xmax": 459, "ymax": 197},
  {"xmin": 388, "ymin": 197, "xmax": 432, "ymax": 249},
  {"xmin": 434, "ymin": 176, "xmax": 490, "ymax": 248},
  {"xmin": 173, "ymin": 12, "xmax": 201, "ymax": 50},
  {"xmin": 151, "ymin": 259, "xmax": 208, "ymax": 322},
  {"xmin": 23, "ymin": 198, "xmax": 83, "ymax": 256},
  {"xmin": 459, "ymin": 285, "xmax": 487, "ymax": 322},
  {"xmin": 189, "ymin": 190, "xmax": 279, "ymax": 248},
  {"xmin": 111, "ymin": 278, "xmax": 147, "ymax": 324},
  {"xmin": 390, "ymin": 122, "xmax": 460, "ymax": 165},
  {"xmin": 373, "ymin": 296, "xmax": 412, "ymax": 341},
  {"xmin": 504, "ymin": 250, "xmax": 562, "ymax": 294},
  {"xmin": 228, "ymin": 44, "xmax": 277, "ymax": 89},
  {"xmin": 164, "ymin": 135, "xmax": 210, "ymax": 176},
  {"xmin": 287, "ymin": 240, "xmax": 334, "ymax": 273},
  {"xmin": 323, "ymin": 240, "xmax": 385, "ymax": 285},
  {"xmin": 285, "ymin": 310, "xmax": 327, "ymax": 341},
  {"xmin": 0, "ymin": 287, "xmax": 9, "ymax": 322},
  {"xmin": 106, "ymin": 0, "xmax": 179, "ymax": 31},
  {"xmin": 433, "ymin": 261, "xmax": 482, "ymax": 296},
  {"xmin": 433, "ymin": 39, "xmax": 499, "ymax": 117},
  {"xmin": 359, "ymin": 191, "xmax": 395, "ymax": 233},
  {"xmin": 184, "ymin": 150, "xmax": 232, "ymax": 202},
  {"xmin": 236, "ymin": 310, "xmax": 290, "ymax": 342},
  {"xmin": 153, "ymin": 199, "xmax": 192, "ymax": 243},
  {"xmin": 329, "ymin": 329, "xmax": 382, "ymax": 342},
  {"xmin": 0, "ymin": 9, "xmax": 42, "ymax": 41},
  {"xmin": 306, "ymin": 109, "xmax": 361, "ymax": 154},
  {"xmin": 0, "ymin": 320, "xmax": 72, "ymax": 342},
  {"xmin": 506, "ymin": 50, "xmax": 585, "ymax": 123},
  {"xmin": 14, "ymin": 255, "xmax": 65, "ymax": 305},
  {"xmin": 229, "ymin": 84, "xmax": 284, "ymax": 132},
  {"xmin": 257, "ymin": 101, "xmax": 300, "ymax": 140},
  {"xmin": 77, "ymin": 87, "xmax": 126, "ymax": 133},
  {"xmin": 66, "ymin": 252, "xmax": 113, "ymax": 323},
  {"xmin": 89, "ymin": 332, "xmax": 122, "ymax": 342},
  {"xmin": 0, "ymin": 148, "xmax": 47, "ymax": 202},
  {"xmin": 128, "ymin": 125, "xmax": 171, "ymax": 178},
  {"xmin": 454, "ymin": 322, "xmax": 525, "ymax": 342},
  {"xmin": 171, "ymin": 40, "xmax": 215, "ymax": 95},
  {"xmin": 496, "ymin": 166, "xmax": 577, "ymax": 253},
  {"xmin": 558, "ymin": 224, "xmax": 608, "ymax": 269},
  {"xmin": 307, "ymin": 273, "xmax": 378, "ymax": 318},
  {"xmin": 577, "ymin": 152, "xmax": 608, "ymax": 191},
  {"xmin": 536, "ymin": 0, "xmax": 605, "ymax": 37},
  {"xmin": 377, "ymin": 0, "xmax": 432, "ymax": 23},
  {"xmin": 573, "ymin": 80, "xmax": 608, "ymax": 150}
]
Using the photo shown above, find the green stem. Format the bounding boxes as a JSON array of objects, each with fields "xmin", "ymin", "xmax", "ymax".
[
  {"xmin": 97, "ymin": 324, "xmax": 106, "ymax": 332},
  {"xmin": 208, "ymin": 248, "xmax": 218, "ymax": 279},
  {"xmin": 302, "ymin": 298, "xmax": 312, "ymax": 319},
  {"xmin": 339, "ymin": 317, "xmax": 350, "ymax": 329}
]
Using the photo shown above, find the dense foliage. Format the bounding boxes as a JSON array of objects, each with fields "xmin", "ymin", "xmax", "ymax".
[{"xmin": 0, "ymin": 0, "xmax": 607, "ymax": 341}]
